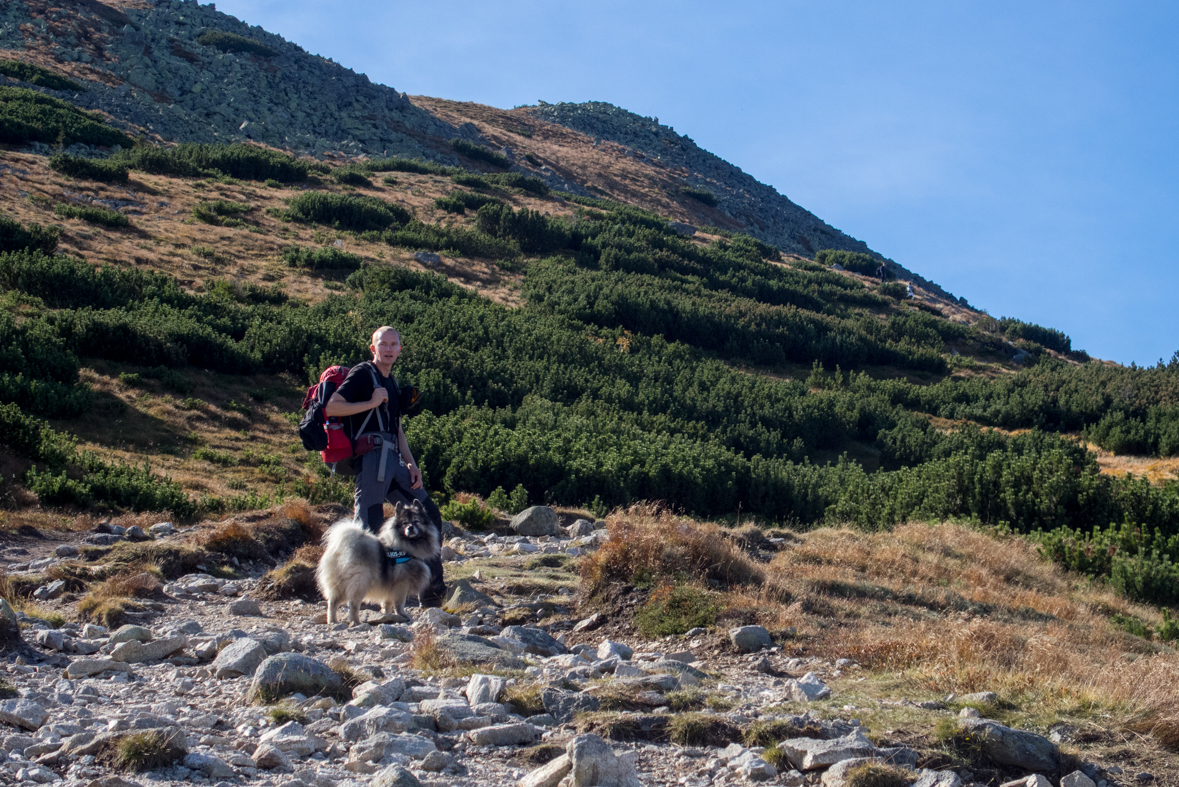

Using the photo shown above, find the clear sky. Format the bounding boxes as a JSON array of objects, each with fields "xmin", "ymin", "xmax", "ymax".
[{"xmin": 216, "ymin": 0, "xmax": 1179, "ymax": 366}]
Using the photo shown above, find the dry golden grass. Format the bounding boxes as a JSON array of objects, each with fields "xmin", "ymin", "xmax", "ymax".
[
  {"xmin": 1088, "ymin": 441, "xmax": 1179, "ymax": 484},
  {"xmin": 408, "ymin": 628, "xmax": 457, "ymax": 672},
  {"xmin": 594, "ymin": 509, "xmax": 1179, "ymax": 751},
  {"xmin": 581, "ymin": 504, "xmax": 764, "ymax": 596}
]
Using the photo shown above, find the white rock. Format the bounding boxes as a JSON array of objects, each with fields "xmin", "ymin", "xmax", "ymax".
[{"xmin": 0, "ymin": 700, "xmax": 48, "ymax": 731}]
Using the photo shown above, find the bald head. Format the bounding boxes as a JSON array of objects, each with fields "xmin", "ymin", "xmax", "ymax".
[
  {"xmin": 370, "ymin": 326, "xmax": 402, "ymax": 372},
  {"xmin": 372, "ymin": 325, "xmax": 399, "ymax": 346}
]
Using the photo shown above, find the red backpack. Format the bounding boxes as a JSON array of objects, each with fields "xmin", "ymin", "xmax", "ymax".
[{"xmin": 298, "ymin": 365, "xmax": 356, "ymax": 464}]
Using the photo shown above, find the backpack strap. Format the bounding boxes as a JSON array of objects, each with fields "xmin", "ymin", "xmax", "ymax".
[{"xmin": 368, "ymin": 365, "xmax": 388, "ymax": 433}]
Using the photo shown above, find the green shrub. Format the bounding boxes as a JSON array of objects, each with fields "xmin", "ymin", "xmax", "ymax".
[
  {"xmin": 634, "ymin": 582, "xmax": 717, "ymax": 637},
  {"xmin": 53, "ymin": 203, "xmax": 129, "ymax": 228},
  {"xmin": 679, "ymin": 186, "xmax": 717, "ymax": 207},
  {"xmin": 47, "ymin": 153, "xmax": 128, "ymax": 183},
  {"xmin": 0, "ymin": 60, "xmax": 82, "ymax": 92},
  {"xmin": 332, "ymin": 167, "xmax": 372, "ymax": 187},
  {"xmin": 195, "ymin": 30, "xmax": 278, "ymax": 57},
  {"xmin": 382, "ymin": 219, "xmax": 520, "ymax": 260},
  {"xmin": 286, "ymin": 192, "xmax": 410, "ymax": 232},
  {"xmin": 0, "ymin": 86, "xmax": 132, "ymax": 147},
  {"xmin": 878, "ymin": 281, "xmax": 908, "ymax": 301},
  {"xmin": 450, "ymin": 138, "xmax": 510, "ymax": 169},
  {"xmin": 363, "ymin": 157, "xmax": 462, "ymax": 176},
  {"xmin": 434, "ymin": 191, "xmax": 502, "ymax": 214},
  {"xmin": 281, "ymin": 245, "xmax": 363, "ymax": 271},
  {"xmin": 487, "ymin": 483, "xmax": 529, "ymax": 515},
  {"xmin": 814, "ymin": 249, "xmax": 887, "ymax": 277},
  {"xmin": 0, "ymin": 214, "xmax": 58, "ymax": 254},
  {"xmin": 113, "ymin": 143, "xmax": 308, "ymax": 182},
  {"xmin": 192, "ymin": 200, "xmax": 251, "ymax": 226},
  {"xmin": 440, "ymin": 497, "xmax": 496, "ymax": 531},
  {"xmin": 475, "ymin": 203, "xmax": 572, "ymax": 254}
]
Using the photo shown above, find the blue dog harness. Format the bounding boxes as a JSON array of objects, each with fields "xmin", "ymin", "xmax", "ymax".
[{"xmin": 386, "ymin": 550, "xmax": 413, "ymax": 564}]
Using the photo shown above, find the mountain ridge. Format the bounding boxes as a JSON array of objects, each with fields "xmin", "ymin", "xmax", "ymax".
[{"xmin": 0, "ymin": 0, "xmax": 952, "ymax": 299}]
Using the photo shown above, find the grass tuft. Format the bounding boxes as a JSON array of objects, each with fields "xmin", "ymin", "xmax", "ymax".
[
  {"xmin": 501, "ymin": 681, "xmax": 545, "ymax": 717},
  {"xmin": 634, "ymin": 581, "xmax": 717, "ymax": 637},
  {"xmin": 845, "ymin": 763, "xmax": 916, "ymax": 787},
  {"xmin": 113, "ymin": 730, "xmax": 177, "ymax": 771},
  {"xmin": 667, "ymin": 713, "xmax": 741, "ymax": 747},
  {"xmin": 266, "ymin": 702, "xmax": 308, "ymax": 725}
]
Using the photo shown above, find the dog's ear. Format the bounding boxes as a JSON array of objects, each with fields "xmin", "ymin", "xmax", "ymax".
[
  {"xmin": 393, "ymin": 501, "xmax": 405, "ymax": 517},
  {"xmin": 410, "ymin": 499, "xmax": 425, "ymax": 513}
]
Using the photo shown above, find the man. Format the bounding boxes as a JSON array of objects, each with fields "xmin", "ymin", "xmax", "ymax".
[{"xmin": 324, "ymin": 325, "xmax": 446, "ymax": 607}]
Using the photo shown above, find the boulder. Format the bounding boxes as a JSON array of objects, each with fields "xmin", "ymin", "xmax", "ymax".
[
  {"xmin": 419, "ymin": 697, "xmax": 474, "ymax": 731},
  {"xmin": 109, "ymin": 625, "xmax": 152, "ymax": 644},
  {"xmin": 0, "ymin": 599, "xmax": 16, "ymax": 622},
  {"xmin": 499, "ymin": 625, "xmax": 567, "ymax": 657},
  {"xmin": 466, "ymin": 722, "xmax": 542, "ymax": 746},
  {"xmin": 567, "ymin": 733, "xmax": 641, "ymax": 787},
  {"xmin": 567, "ymin": 519, "xmax": 595, "ymax": 538},
  {"xmin": 912, "ymin": 771, "xmax": 965, "ymax": 787},
  {"xmin": 340, "ymin": 706, "xmax": 412, "ymax": 742},
  {"xmin": 371, "ymin": 764, "xmax": 423, "ymax": 787},
  {"xmin": 729, "ymin": 625, "xmax": 773, "ymax": 653},
  {"xmin": 351, "ymin": 731, "xmax": 435, "ymax": 763},
  {"xmin": 521, "ymin": 754, "xmax": 572, "ymax": 787},
  {"xmin": 781, "ymin": 730, "xmax": 878, "ymax": 770},
  {"xmin": 351, "ymin": 678, "xmax": 405, "ymax": 708},
  {"xmin": 541, "ymin": 688, "xmax": 601, "ymax": 724},
  {"xmin": 182, "ymin": 752, "xmax": 235, "ymax": 779},
  {"xmin": 0, "ymin": 700, "xmax": 48, "ymax": 730},
  {"xmin": 509, "ymin": 506, "xmax": 561, "ymax": 537},
  {"xmin": 1060, "ymin": 772, "xmax": 1097, "ymax": 787},
  {"xmin": 786, "ymin": 672, "xmax": 831, "ymax": 702},
  {"xmin": 732, "ymin": 750, "xmax": 777, "ymax": 782},
  {"xmin": 958, "ymin": 719, "xmax": 1057, "ymax": 771},
  {"xmin": 597, "ymin": 639, "xmax": 633, "ymax": 661},
  {"xmin": 212, "ymin": 637, "xmax": 268, "ymax": 679},
  {"xmin": 443, "ymin": 579, "xmax": 494, "ymax": 611},
  {"xmin": 250, "ymin": 742, "xmax": 291, "ymax": 770},
  {"xmin": 466, "ymin": 674, "xmax": 507, "ymax": 706},
  {"xmin": 572, "ymin": 613, "xmax": 606, "ymax": 633},
  {"xmin": 110, "ymin": 635, "xmax": 187, "ymax": 663},
  {"xmin": 148, "ymin": 522, "xmax": 175, "ymax": 537},
  {"xmin": 414, "ymin": 251, "xmax": 441, "ymax": 265},
  {"xmin": 34, "ymin": 630, "xmax": 65, "ymax": 651},
  {"xmin": 65, "ymin": 659, "xmax": 135, "ymax": 679},
  {"xmin": 257, "ymin": 721, "xmax": 319, "ymax": 756},
  {"xmin": 249, "ymin": 653, "xmax": 342, "ymax": 701},
  {"xmin": 230, "ymin": 598, "xmax": 263, "ymax": 616},
  {"xmin": 435, "ymin": 634, "xmax": 525, "ymax": 669}
]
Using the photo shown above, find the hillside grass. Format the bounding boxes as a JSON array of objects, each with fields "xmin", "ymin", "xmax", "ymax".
[{"xmin": 583, "ymin": 506, "xmax": 1179, "ymax": 762}]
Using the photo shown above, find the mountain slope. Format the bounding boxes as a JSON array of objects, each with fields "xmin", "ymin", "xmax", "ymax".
[{"xmin": 0, "ymin": 0, "xmax": 952, "ymax": 298}]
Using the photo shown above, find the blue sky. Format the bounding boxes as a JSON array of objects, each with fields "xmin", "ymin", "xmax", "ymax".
[{"xmin": 218, "ymin": 1, "xmax": 1179, "ymax": 366}]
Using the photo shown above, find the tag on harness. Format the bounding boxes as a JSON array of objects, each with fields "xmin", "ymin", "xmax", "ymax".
[{"xmin": 386, "ymin": 550, "xmax": 413, "ymax": 564}]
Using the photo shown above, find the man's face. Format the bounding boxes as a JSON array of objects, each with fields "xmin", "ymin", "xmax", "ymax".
[{"xmin": 372, "ymin": 330, "xmax": 401, "ymax": 366}]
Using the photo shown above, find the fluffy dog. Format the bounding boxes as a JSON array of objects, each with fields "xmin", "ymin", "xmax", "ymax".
[{"xmin": 316, "ymin": 499, "xmax": 439, "ymax": 625}]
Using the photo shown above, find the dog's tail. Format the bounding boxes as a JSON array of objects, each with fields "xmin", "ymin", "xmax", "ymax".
[{"xmin": 321, "ymin": 517, "xmax": 366, "ymax": 551}]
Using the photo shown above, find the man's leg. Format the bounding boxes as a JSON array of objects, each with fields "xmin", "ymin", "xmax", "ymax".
[
  {"xmin": 352, "ymin": 453, "xmax": 386, "ymax": 534},
  {"xmin": 384, "ymin": 472, "xmax": 447, "ymax": 608}
]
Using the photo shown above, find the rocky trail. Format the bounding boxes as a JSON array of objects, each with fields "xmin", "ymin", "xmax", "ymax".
[{"xmin": 0, "ymin": 509, "xmax": 1148, "ymax": 787}]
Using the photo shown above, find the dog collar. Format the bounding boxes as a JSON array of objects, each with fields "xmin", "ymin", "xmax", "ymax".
[{"xmin": 386, "ymin": 550, "xmax": 413, "ymax": 564}]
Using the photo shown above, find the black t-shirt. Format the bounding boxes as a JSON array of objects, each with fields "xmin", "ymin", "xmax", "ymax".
[{"xmin": 335, "ymin": 361, "xmax": 400, "ymax": 437}]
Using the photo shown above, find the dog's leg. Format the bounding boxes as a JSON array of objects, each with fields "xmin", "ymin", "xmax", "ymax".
[
  {"xmin": 392, "ymin": 584, "xmax": 411, "ymax": 621},
  {"xmin": 326, "ymin": 595, "xmax": 337, "ymax": 625}
]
